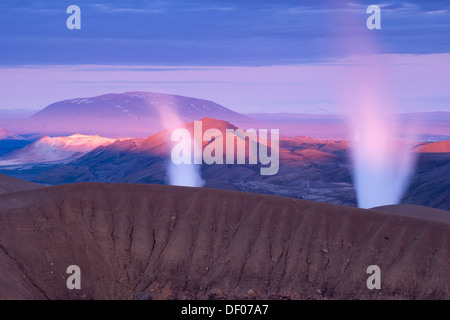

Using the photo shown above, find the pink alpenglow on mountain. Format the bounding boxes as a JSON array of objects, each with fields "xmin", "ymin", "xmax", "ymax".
[
  {"xmin": 31, "ymin": 91, "xmax": 249, "ymax": 123},
  {"xmin": 0, "ymin": 133, "xmax": 122, "ymax": 165},
  {"xmin": 22, "ymin": 92, "xmax": 251, "ymax": 138},
  {"xmin": 0, "ymin": 128, "xmax": 23, "ymax": 140},
  {"xmin": 415, "ymin": 141, "xmax": 450, "ymax": 153}
]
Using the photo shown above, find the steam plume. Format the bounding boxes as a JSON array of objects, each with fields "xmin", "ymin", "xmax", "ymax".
[
  {"xmin": 328, "ymin": 8, "xmax": 418, "ymax": 209},
  {"xmin": 151, "ymin": 96, "xmax": 204, "ymax": 188}
]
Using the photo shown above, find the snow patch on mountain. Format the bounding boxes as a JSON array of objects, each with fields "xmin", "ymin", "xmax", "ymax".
[{"xmin": 0, "ymin": 133, "xmax": 122, "ymax": 166}]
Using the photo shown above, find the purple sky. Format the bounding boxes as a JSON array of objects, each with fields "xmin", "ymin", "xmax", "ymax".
[
  {"xmin": 0, "ymin": 53, "xmax": 449, "ymax": 115},
  {"xmin": 1, "ymin": 1, "xmax": 450, "ymax": 115}
]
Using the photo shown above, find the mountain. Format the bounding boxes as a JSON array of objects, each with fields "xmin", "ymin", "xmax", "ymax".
[
  {"xmin": 31, "ymin": 91, "xmax": 246, "ymax": 121},
  {"xmin": 137, "ymin": 117, "xmax": 241, "ymax": 156},
  {"xmin": 415, "ymin": 141, "xmax": 450, "ymax": 153},
  {"xmin": 0, "ymin": 183, "xmax": 448, "ymax": 299},
  {"xmin": 0, "ymin": 128, "xmax": 32, "ymax": 156},
  {"xmin": 0, "ymin": 133, "xmax": 119, "ymax": 166},
  {"xmin": 0, "ymin": 173, "xmax": 44, "ymax": 194},
  {"xmin": 26, "ymin": 118, "xmax": 250, "ymax": 184},
  {"xmin": 28, "ymin": 118, "xmax": 355, "ymax": 205},
  {"xmin": 0, "ymin": 128, "xmax": 23, "ymax": 140},
  {"xmin": 24, "ymin": 92, "xmax": 251, "ymax": 138},
  {"xmin": 402, "ymin": 152, "xmax": 450, "ymax": 210},
  {"xmin": 3, "ymin": 118, "xmax": 449, "ymax": 210}
]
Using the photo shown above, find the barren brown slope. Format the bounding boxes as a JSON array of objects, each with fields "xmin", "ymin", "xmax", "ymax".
[
  {"xmin": 0, "ymin": 183, "xmax": 448, "ymax": 300},
  {"xmin": 0, "ymin": 173, "xmax": 44, "ymax": 194}
]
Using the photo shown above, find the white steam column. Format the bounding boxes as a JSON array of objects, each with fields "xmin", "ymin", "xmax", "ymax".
[
  {"xmin": 152, "ymin": 96, "xmax": 205, "ymax": 188},
  {"xmin": 329, "ymin": 6, "xmax": 417, "ymax": 209}
]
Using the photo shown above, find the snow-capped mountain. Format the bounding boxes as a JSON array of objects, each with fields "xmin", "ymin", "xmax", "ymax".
[
  {"xmin": 26, "ymin": 91, "xmax": 251, "ymax": 138},
  {"xmin": 31, "ymin": 91, "xmax": 248, "ymax": 122},
  {"xmin": 0, "ymin": 133, "xmax": 120, "ymax": 166}
]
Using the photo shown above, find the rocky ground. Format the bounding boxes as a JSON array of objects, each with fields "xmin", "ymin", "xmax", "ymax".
[{"xmin": 0, "ymin": 182, "xmax": 448, "ymax": 300}]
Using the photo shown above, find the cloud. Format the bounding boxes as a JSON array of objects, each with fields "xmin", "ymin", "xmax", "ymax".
[
  {"xmin": 0, "ymin": 0, "xmax": 449, "ymax": 66},
  {"xmin": 184, "ymin": 6, "xmax": 235, "ymax": 12},
  {"xmin": 424, "ymin": 9, "xmax": 448, "ymax": 14},
  {"xmin": 90, "ymin": 4, "xmax": 164, "ymax": 14}
]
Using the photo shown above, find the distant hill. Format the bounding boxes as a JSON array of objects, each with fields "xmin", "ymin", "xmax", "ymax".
[
  {"xmin": 27, "ymin": 117, "xmax": 355, "ymax": 206},
  {"xmin": 22, "ymin": 92, "xmax": 249, "ymax": 138},
  {"xmin": 402, "ymin": 152, "xmax": 450, "ymax": 210},
  {"xmin": 1, "ymin": 117, "xmax": 449, "ymax": 211},
  {"xmin": 415, "ymin": 141, "xmax": 450, "ymax": 153},
  {"xmin": 31, "ymin": 91, "xmax": 248, "ymax": 123},
  {"xmin": 0, "ymin": 128, "xmax": 24, "ymax": 140},
  {"xmin": 0, "ymin": 134, "xmax": 119, "ymax": 166}
]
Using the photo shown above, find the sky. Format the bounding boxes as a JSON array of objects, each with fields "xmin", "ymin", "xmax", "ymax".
[{"xmin": 0, "ymin": 0, "xmax": 449, "ymax": 114}]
